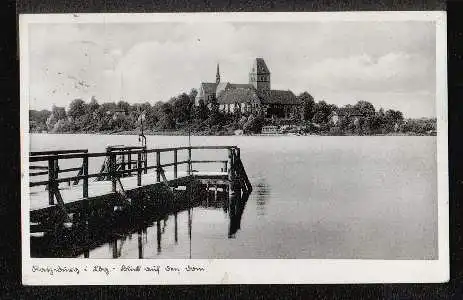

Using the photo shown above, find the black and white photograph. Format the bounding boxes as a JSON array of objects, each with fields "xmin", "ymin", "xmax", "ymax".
[{"xmin": 20, "ymin": 12, "xmax": 448, "ymax": 284}]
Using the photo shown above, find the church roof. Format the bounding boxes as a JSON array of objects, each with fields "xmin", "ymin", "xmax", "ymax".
[
  {"xmin": 257, "ymin": 90, "xmax": 299, "ymax": 105},
  {"xmin": 216, "ymin": 82, "xmax": 254, "ymax": 98},
  {"xmin": 215, "ymin": 82, "xmax": 229, "ymax": 97},
  {"xmin": 200, "ymin": 82, "xmax": 217, "ymax": 94},
  {"xmin": 230, "ymin": 83, "xmax": 253, "ymax": 89},
  {"xmin": 217, "ymin": 88, "xmax": 260, "ymax": 104},
  {"xmin": 217, "ymin": 88, "xmax": 300, "ymax": 106},
  {"xmin": 250, "ymin": 58, "xmax": 270, "ymax": 74}
]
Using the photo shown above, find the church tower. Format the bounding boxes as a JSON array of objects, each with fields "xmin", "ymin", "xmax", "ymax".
[
  {"xmin": 216, "ymin": 63, "xmax": 220, "ymax": 84},
  {"xmin": 249, "ymin": 58, "xmax": 270, "ymax": 91}
]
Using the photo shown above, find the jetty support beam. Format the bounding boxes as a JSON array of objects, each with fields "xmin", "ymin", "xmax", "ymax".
[
  {"xmin": 110, "ymin": 152, "xmax": 116, "ymax": 192},
  {"xmin": 156, "ymin": 151, "xmax": 161, "ymax": 182},
  {"xmin": 83, "ymin": 156, "xmax": 88, "ymax": 198},
  {"xmin": 188, "ymin": 147, "xmax": 192, "ymax": 175},
  {"xmin": 48, "ymin": 158, "xmax": 55, "ymax": 205},
  {"xmin": 174, "ymin": 149, "xmax": 178, "ymax": 179},
  {"xmin": 137, "ymin": 152, "xmax": 142, "ymax": 186}
]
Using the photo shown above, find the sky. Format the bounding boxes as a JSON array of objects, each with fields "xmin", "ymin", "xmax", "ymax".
[{"xmin": 27, "ymin": 20, "xmax": 437, "ymax": 118}]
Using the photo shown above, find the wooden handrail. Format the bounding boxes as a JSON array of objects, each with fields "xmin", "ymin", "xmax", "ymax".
[
  {"xmin": 29, "ymin": 165, "xmax": 48, "ymax": 170},
  {"xmin": 29, "ymin": 167, "xmax": 85, "ymax": 176},
  {"xmin": 29, "ymin": 171, "xmax": 49, "ymax": 176},
  {"xmin": 107, "ymin": 146, "xmax": 145, "ymax": 150},
  {"xmin": 190, "ymin": 160, "xmax": 228, "ymax": 164},
  {"xmin": 29, "ymin": 145, "xmax": 238, "ymax": 162},
  {"xmin": 30, "ymin": 149, "xmax": 88, "ymax": 156},
  {"xmin": 29, "ymin": 146, "xmax": 240, "ymax": 196}
]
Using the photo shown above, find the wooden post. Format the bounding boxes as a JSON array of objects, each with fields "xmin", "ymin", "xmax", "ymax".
[
  {"xmin": 83, "ymin": 156, "xmax": 88, "ymax": 198},
  {"xmin": 157, "ymin": 220, "xmax": 161, "ymax": 254},
  {"xmin": 156, "ymin": 150, "xmax": 161, "ymax": 182},
  {"xmin": 174, "ymin": 212, "xmax": 178, "ymax": 244},
  {"xmin": 112, "ymin": 240, "xmax": 118, "ymax": 258},
  {"xmin": 228, "ymin": 148, "xmax": 238, "ymax": 195},
  {"xmin": 188, "ymin": 147, "xmax": 192, "ymax": 175},
  {"xmin": 138, "ymin": 230, "xmax": 143, "ymax": 259},
  {"xmin": 228, "ymin": 148, "xmax": 234, "ymax": 182},
  {"xmin": 54, "ymin": 159, "xmax": 59, "ymax": 180},
  {"xmin": 173, "ymin": 149, "xmax": 178, "ymax": 179},
  {"xmin": 110, "ymin": 152, "xmax": 116, "ymax": 192},
  {"xmin": 121, "ymin": 151, "xmax": 126, "ymax": 177},
  {"xmin": 83, "ymin": 198, "xmax": 90, "ymax": 258},
  {"xmin": 127, "ymin": 151, "xmax": 132, "ymax": 177},
  {"xmin": 137, "ymin": 152, "xmax": 142, "ymax": 186},
  {"xmin": 48, "ymin": 158, "xmax": 55, "ymax": 205},
  {"xmin": 143, "ymin": 147, "xmax": 148, "ymax": 174}
]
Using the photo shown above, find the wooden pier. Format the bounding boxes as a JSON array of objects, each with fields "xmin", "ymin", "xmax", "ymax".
[{"xmin": 28, "ymin": 145, "xmax": 252, "ymax": 238}]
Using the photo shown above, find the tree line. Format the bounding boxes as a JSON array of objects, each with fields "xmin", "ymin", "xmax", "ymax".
[
  {"xmin": 29, "ymin": 90, "xmax": 436, "ymax": 136},
  {"xmin": 296, "ymin": 92, "xmax": 436, "ymax": 135}
]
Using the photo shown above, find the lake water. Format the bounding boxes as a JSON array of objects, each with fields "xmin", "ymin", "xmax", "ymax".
[{"xmin": 29, "ymin": 134, "xmax": 438, "ymax": 260}]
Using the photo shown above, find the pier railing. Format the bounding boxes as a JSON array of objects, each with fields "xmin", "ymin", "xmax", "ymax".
[
  {"xmin": 29, "ymin": 146, "xmax": 248, "ymax": 206},
  {"xmin": 30, "ymin": 149, "xmax": 89, "ymax": 186}
]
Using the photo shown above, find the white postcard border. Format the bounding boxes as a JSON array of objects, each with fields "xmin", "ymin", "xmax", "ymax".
[{"xmin": 20, "ymin": 11, "xmax": 449, "ymax": 285}]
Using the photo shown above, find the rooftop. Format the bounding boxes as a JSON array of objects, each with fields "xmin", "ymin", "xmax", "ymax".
[
  {"xmin": 217, "ymin": 88, "xmax": 260, "ymax": 104},
  {"xmin": 257, "ymin": 90, "xmax": 299, "ymax": 105},
  {"xmin": 250, "ymin": 58, "xmax": 270, "ymax": 74},
  {"xmin": 200, "ymin": 82, "xmax": 217, "ymax": 94}
]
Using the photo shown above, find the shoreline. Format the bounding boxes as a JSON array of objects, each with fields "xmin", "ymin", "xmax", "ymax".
[{"xmin": 29, "ymin": 130, "xmax": 437, "ymax": 137}]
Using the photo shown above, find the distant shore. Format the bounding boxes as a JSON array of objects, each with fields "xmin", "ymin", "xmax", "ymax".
[{"xmin": 29, "ymin": 129, "xmax": 436, "ymax": 137}]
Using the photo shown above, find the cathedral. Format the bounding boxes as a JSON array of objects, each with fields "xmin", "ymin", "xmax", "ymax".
[{"xmin": 195, "ymin": 58, "xmax": 303, "ymax": 119}]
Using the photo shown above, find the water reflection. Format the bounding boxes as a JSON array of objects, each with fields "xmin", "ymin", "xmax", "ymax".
[
  {"xmin": 229, "ymin": 191, "xmax": 251, "ymax": 238},
  {"xmin": 188, "ymin": 208, "xmax": 192, "ymax": 259},
  {"xmin": 174, "ymin": 212, "xmax": 178, "ymax": 244},
  {"xmin": 31, "ymin": 182, "xmax": 252, "ymax": 259},
  {"xmin": 138, "ymin": 230, "xmax": 143, "ymax": 259},
  {"xmin": 255, "ymin": 179, "xmax": 270, "ymax": 216}
]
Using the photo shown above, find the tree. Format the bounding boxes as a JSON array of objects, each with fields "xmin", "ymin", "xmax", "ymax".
[
  {"xmin": 30, "ymin": 109, "xmax": 51, "ymax": 124},
  {"xmin": 87, "ymin": 96, "xmax": 100, "ymax": 113},
  {"xmin": 30, "ymin": 109, "xmax": 51, "ymax": 132},
  {"xmin": 297, "ymin": 92, "xmax": 315, "ymax": 121},
  {"xmin": 189, "ymin": 88, "xmax": 198, "ymax": 106},
  {"xmin": 354, "ymin": 100, "xmax": 375, "ymax": 118},
  {"xmin": 139, "ymin": 102, "xmax": 151, "ymax": 113},
  {"xmin": 171, "ymin": 93, "xmax": 191, "ymax": 124},
  {"xmin": 385, "ymin": 109, "xmax": 403, "ymax": 124},
  {"xmin": 312, "ymin": 100, "xmax": 332, "ymax": 124},
  {"xmin": 384, "ymin": 109, "xmax": 404, "ymax": 132},
  {"xmin": 113, "ymin": 113, "xmax": 133, "ymax": 131},
  {"xmin": 116, "ymin": 101, "xmax": 130, "ymax": 113},
  {"xmin": 195, "ymin": 99, "xmax": 209, "ymax": 120},
  {"xmin": 351, "ymin": 101, "xmax": 375, "ymax": 134},
  {"xmin": 243, "ymin": 114, "xmax": 264, "ymax": 133},
  {"xmin": 68, "ymin": 99, "xmax": 87, "ymax": 119},
  {"xmin": 370, "ymin": 108, "xmax": 386, "ymax": 134},
  {"xmin": 46, "ymin": 105, "xmax": 66, "ymax": 131},
  {"xmin": 52, "ymin": 119, "xmax": 72, "ymax": 133},
  {"xmin": 51, "ymin": 105, "xmax": 66, "ymax": 120},
  {"xmin": 400, "ymin": 118, "xmax": 435, "ymax": 134},
  {"xmin": 157, "ymin": 102, "xmax": 175, "ymax": 129}
]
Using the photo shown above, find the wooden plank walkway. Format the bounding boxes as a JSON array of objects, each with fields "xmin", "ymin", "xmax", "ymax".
[
  {"xmin": 29, "ymin": 170, "xmax": 228, "ymax": 211},
  {"xmin": 28, "ymin": 144, "xmax": 252, "ymax": 230}
]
